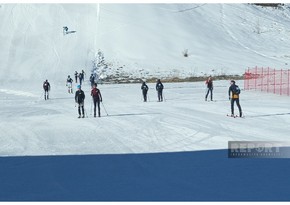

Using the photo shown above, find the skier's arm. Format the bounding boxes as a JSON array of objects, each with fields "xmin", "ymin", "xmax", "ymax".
[
  {"xmin": 75, "ymin": 92, "xmax": 77, "ymax": 103},
  {"xmin": 228, "ymin": 87, "xmax": 231, "ymax": 99}
]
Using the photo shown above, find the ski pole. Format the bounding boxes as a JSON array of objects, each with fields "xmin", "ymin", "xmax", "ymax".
[
  {"xmin": 101, "ymin": 101, "xmax": 109, "ymax": 116},
  {"xmin": 163, "ymin": 91, "xmax": 166, "ymax": 102},
  {"xmin": 85, "ymin": 108, "xmax": 88, "ymax": 118}
]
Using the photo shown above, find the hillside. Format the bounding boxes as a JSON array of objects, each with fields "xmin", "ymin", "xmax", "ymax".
[{"xmin": 1, "ymin": 3, "xmax": 290, "ymax": 83}]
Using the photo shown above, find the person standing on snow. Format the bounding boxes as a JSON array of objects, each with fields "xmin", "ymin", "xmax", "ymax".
[
  {"xmin": 141, "ymin": 82, "xmax": 149, "ymax": 102},
  {"xmin": 74, "ymin": 71, "xmax": 78, "ymax": 83},
  {"xmin": 205, "ymin": 76, "xmax": 213, "ymax": 101},
  {"xmin": 91, "ymin": 83, "xmax": 103, "ymax": 117},
  {"xmin": 228, "ymin": 80, "xmax": 242, "ymax": 117},
  {"xmin": 82, "ymin": 70, "xmax": 86, "ymax": 79},
  {"xmin": 75, "ymin": 85, "xmax": 85, "ymax": 118},
  {"xmin": 156, "ymin": 79, "xmax": 164, "ymax": 102},
  {"xmin": 66, "ymin": 75, "xmax": 73, "ymax": 94},
  {"xmin": 79, "ymin": 72, "xmax": 84, "ymax": 86},
  {"xmin": 90, "ymin": 74, "xmax": 95, "ymax": 87},
  {"xmin": 43, "ymin": 79, "xmax": 50, "ymax": 100}
]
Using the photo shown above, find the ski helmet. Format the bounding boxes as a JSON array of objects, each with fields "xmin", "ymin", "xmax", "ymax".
[
  {"xmin": 68, "ymin": 75, "xmax": 70, "ymax": 78},
  {"xmin": 77, "ymin": 85, "xmax": 81, "ymax": 89}
]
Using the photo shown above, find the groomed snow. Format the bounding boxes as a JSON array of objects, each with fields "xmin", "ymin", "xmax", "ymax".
[{"xmin": 1, "ymin": 80, "xmax": 290, "ymax": 156}]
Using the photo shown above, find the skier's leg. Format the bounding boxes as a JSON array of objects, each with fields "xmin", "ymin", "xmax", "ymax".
[
  {"xmin": 97, "ymin": 100, "xmax": 101, "ymax": 117},
  {"xmin": 93, "ymin": 99, "xmax": 97, "ymax": 117},
  {"xmin": 231, "ymin": 99, "xmax": 235, "ymax": 115},
  {"xmin": 205, "ymin": 88, "xmax": 209, "ymax": 100},
  {"xmin": 157, "ymin": 92, "xmax": 160, "ymax": 101},
  {"xmin": 161, "ymin": 91, "xmax": 163, "ymax": 101},
  {"xmin": 210, "ymin": 88, "xmax": 213, "ymax": 101},
  {"xmin": 81, "ymin": 103, "xmax": 85, "ymax": 118},
  {"xmin": 78, "ymin": 104, "xmax": 81, "ymax": 117},
  {"xmin": 236, "ymin": 98, "xmax": 242, "ymax": 117},
  {"xmin": 143, "ymin": 92, "xmax": 146, "ymax": 102}
]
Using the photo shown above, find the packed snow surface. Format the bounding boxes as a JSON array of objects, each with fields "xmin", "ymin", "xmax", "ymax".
[{"xmin": 1, "ymin": 80, "xmax": 290, "ymax": 156}]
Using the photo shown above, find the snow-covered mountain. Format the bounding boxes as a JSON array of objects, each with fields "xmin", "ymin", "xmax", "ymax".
[{"xmin": 1, "ymin": 3, "xmax": 290, "ymax": 83}]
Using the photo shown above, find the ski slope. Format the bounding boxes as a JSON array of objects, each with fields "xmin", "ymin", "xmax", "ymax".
[
  {"xmin": 1, "ymin": 4, "xmax": 290, "ymax": 83},
  {"xmin": 1, "ymin": 4, "xmax": 290, "ymax": 200},
  {"xmin": 1, "ymin": 80, "xmax": 290, "ymax": 156}
]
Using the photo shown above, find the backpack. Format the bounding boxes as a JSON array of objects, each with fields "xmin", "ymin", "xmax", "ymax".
[
  {"xmin": 233, "ymin": 85, "xmax": 241, "ymax": 95},
  {"xmin": 156, "ymin": 83, "xmax": 163, "ymax": 91},
  {"xmin": 43, "ymin": 82, "xmax": 49, "ymax": 89},
  {"xmin": 142, "ymin": 84, "xmax": 148, "ymax": 91}
]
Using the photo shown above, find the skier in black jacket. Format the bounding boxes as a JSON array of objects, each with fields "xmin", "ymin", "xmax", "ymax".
[
  {"xmin": 43, "ymin": 79, "xmax": 50, "ymax": 100},
  {"xmin": 228, "ymin": 80, "xmax": 242, "ymax": 117},
  {"xmin": 90, "ymin": 74, "xmax": 95, "ymax": 87},
  {"xmin": 75, "ymin": 85, "xmax": 85, "ymax": 118},
  {"xmin": 156, "ymin": 79, "xmax": 164, "ymax": 102},
  {"xmin": 74, "ymin": 71, "xmax": 78, "ymax": 83},
  {"xmin": 141, "ymin": 82, "xmax": 149, "ymax": 102},
  {"xmin": 79, "ymin": 72, "xmax": 84, "ymax": 86}
]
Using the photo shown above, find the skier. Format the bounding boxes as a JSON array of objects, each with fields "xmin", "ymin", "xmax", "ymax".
[
  {"xmin": 79, "ymin": 72, "xmax": 84, "ymax": 86},
  {"xmin": 82, "ymin": 69, "xmax": 86, "ymax": 79},
  {"xmin": 74, "ymin": 71, "xmax": 78, "ymax": 83},
  {"xmin": 91, "ymin": 83, "xmax": 103, "ymax": 117},
  {"xmin": 141, "ymin": 82, "xmax": 149, "ymax": 102},
  {"xmin": 90, "ymin": 74, "xmax": 95, "ymax": 87},
  {"xmin": 75, "ymin": 85, "xmax": 86, "ymax": 118},
  {"xmin": 228, "ymin": 80, "xmax": 242, "ymax": 117},
  {"xmin": 66, "ymin": 75, "xmax": 73, "ymax": 94},
  {"xmin": 43, "ymin": 79, "xmax": 50, "ymax": 100},
  {"xmin": 156, "ymin": 79, "xmax": 164, "ymax": 102},
  {"xmin": 63, "ymin": 26, "xmax": 68, "ymax": 35},
  {"xmin": 205, "ymin": 76, "xmax": 213, "ymax": 101}
]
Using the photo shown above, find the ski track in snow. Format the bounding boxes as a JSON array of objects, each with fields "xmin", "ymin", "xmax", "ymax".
[
  {"xmin": 220, "ymin": 4, "xmax": 284, "ymax": 64},
  {"xmin": 1, "ymin": 80, "xmax": 290, "ymax": 157}
]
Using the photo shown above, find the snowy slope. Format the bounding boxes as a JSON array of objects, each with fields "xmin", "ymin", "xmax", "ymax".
[
  {"xmin": 1, "ymin": 80, "xmax": 290, "ymax": 156},
  {"xmin": 1, "ymin": 3, "xmax": 290, "ymax": 83},
  {"xmin": 1, "ymin": 3, "xmax": 290, "ymax": 157}
]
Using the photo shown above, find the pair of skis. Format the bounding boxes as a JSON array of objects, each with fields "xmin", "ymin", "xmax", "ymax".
[{"xmin": 227, "ymin": 114, "xmax": 245, "ymax": 118}]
